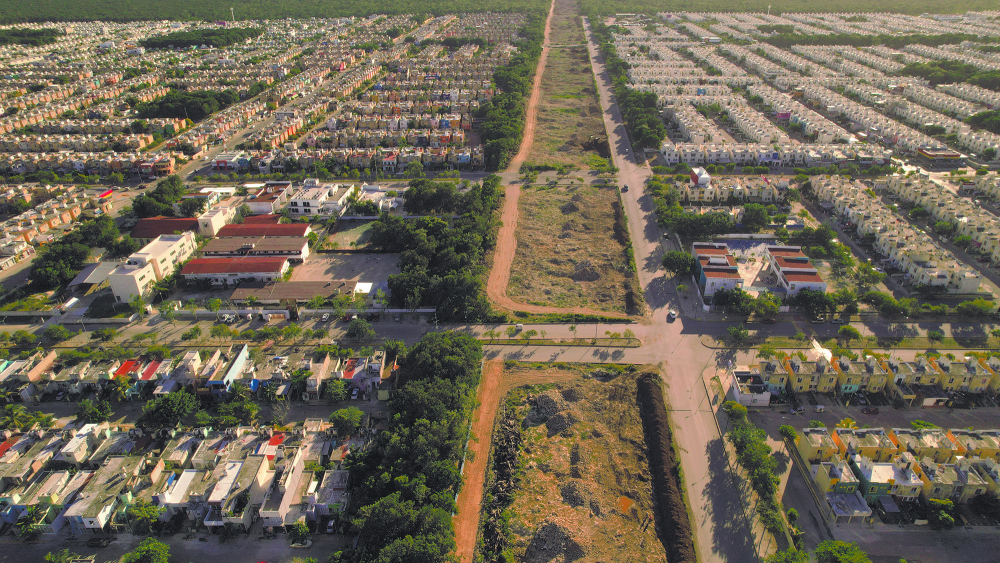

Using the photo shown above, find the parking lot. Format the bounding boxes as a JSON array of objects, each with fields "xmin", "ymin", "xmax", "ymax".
[{"xmin": 290, "ymin": 252, "xmax": 401, "ymax": 283}]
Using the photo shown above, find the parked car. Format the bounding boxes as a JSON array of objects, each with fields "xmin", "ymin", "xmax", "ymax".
[
  {"xmin": 321, "ymin": 313, "xmax": 330, "ymax": 322},
  {"xmin": 621, "ymin": 185, "xmax": 629, "ymax": 192},
  {"xmin": 351, "ymin": 388, "xmax": 359, "ymax": 400},
  {"xmin": 761, "ymin": 318, "xmax": 776, "ymax": 324},
  {"xmin": 861, "ymin": 407, "xmax": 879, "ymax": 415},
  {"xmin": 326, "ymin": 520, "xmax": 336, "ymax": 534},
  {"xmin": 789, "ymin": 406, "xmax": 805, "ymax": 414},
  {"xmin": 831, "ymin": 318, "xmax": 845, "ymax": 325},
  {"xmin": 87, "ymin": 537, "xmax": 114, "ymax": 547},
  {"xmin": 667, "ymin": 310, "xmax": 678, "ymax": 321},
  {"xmin": 394, "ymin": 314, "xmax": 401, "ymax": 322},
  {"xmin": 290, "ymin": 540, "xmax": 313, "ymax": 549},
  {"xmin": 810, "ymin": 317, "xmax": 825, "ymax": 324}
]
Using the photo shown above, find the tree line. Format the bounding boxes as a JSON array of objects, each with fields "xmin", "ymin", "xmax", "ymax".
[
  {"xmin": 345, "ymin": 331, "xmax": 481, "ymax": 563},
  {"xmin": 0, "ymin": 0, "xmax": 549, "ymax": 24},
  {"xmin": 131, "ymin": 174, "xmax": 203, "ymax": 218},
  {"xmin": 140, "ymin": 27, "xmax": 263, "ymax": 50},
  {"xmin": 478, "ymin": 14, "xmax": 545, "ymax": 171},
  {"xmin": 31, "ymin": 215, "xmax": 139, "ymax": 290},
  {"xmin": 590, "ymin": 20, "xmax": 667, "ymax": 149},
  {"xmin": 763, "ymin": 32, "xmax": 1000, "ymax": 50},
  {"xmin": 134, "ymin": 89, "xmax": 240, "ymax": 122},
  {"xmin": 368, "ymin": 175, "xmax": 502, "ymax": 321},
  {"xmin": 0, "ymin": 28, "xmax": 62, "ymax": 46}
]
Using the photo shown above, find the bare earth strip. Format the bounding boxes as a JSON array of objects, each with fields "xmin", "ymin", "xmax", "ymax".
[{"xmin": 485, "ymin": 0, "xmax": 627, "ymax": 318}]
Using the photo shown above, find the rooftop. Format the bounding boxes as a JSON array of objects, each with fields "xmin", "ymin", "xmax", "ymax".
[
  {"xmin": 129, "ymin": 216, "xmax": 199, "ymax": 240},
  {"xmin": 216, "ymin": 223, "xmax": 309, "ymax": 238},
  {"xmin": 181, "ymin": 257, "xmax": 288, "ymax": 275}
]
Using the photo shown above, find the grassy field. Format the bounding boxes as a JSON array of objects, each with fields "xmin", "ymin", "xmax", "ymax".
[
  {"xmin": 494, "ymin": 365, "xmax": 667, "ymax": 563},
  {"xmin": 328, "ymin": 220, "xmax": 375, "ymax": 249},
  {"xmin": 0, "ymin": 0, "xmax": 549, "ymax": 24},
  {"xmin": 526, "ymin": 0, "xmax": 606, "ymax": 168},
  {"xmin": 581, "ymin": 0, "xmax": 996, "ymax": 15},
  {"xmin": 507, "ymin": 183, "xmax": 633, "ymax": 313}
]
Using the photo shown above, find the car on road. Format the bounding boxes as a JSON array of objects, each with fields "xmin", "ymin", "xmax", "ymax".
[
  {"xmin": 667, "ymin": 310, "xmax": 678, "ymax": 321},
  {"xmin": 290, "ymin": 540, "xmax": 313, "ymax": 549},
  {"xmin": 621, "ymin": 185, "xmax": 628, "ymax": 192},
  {"xmin": 789, "ymin": 406, "xmax": 805, "ymax": 414},
  {"xmin": 394, "ymin": 314, "xmax": 401, "ymax": 322},
  {"xmin": 321, "ymin": 313, "xmax": 330, "ymax": 322},
  {"xmin": 810, "ymin": 317, "xmax": 825, "ymax": 324},
  {"xmin": 831, "ymin": 318, "xmax": 845, "ymax": 325},
  {"xmin": 87, "ymin": 537, "xmax": 115, "ymax": 547},
  {"xmin": 761, "ymin": 318, "xmax": 776, "ymax": 324},
  {"xmin": 861, "ymin": 407, "xmax": 879, "ymax": 415},
  {"xmin": 351, "ymin": 388, "xmax": 359, "ymax": 400}
]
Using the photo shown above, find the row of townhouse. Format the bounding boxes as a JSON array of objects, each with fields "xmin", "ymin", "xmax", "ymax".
[
  {"xmin": 36, "ymin": 117, "xmax": 186, "ymax": 136},
  {"xmin": 325, "ymin": 111, "xmax": 472, "ymax": 131},
  {"xmin": 815, "ymin": 176, "xmax": 982, "ymax": 294},
  {"xmin": 938, "ymin": 82, "xmax": 1000, "ymax": 110},
  {"xmin": 678, "ymin": 173, "xmax": 784, "ymax": 204},
  {"xmin": 797, "ymin": 425, "xmax": 1000, "ymax": 520},
  {"xmin": 356, "ymin": 85, "xmax": 495, "ymax": 105},
  {"xmin": 883, "ymin": 175, "xmax": 1000, "ymax": 263},
  {"xmin": 0, "ymin": 133, "xmax": 157, "ymax": 153},
  {"xmin": 217, "ymin": 144, "xmax": 484, "ymax": 173},
  {"xmin": 746, "ymin": 82, "xmax": 852, "ymax": 144},
  {"xmin": 686, "ymin": 46, "xmax": 748, "ymax": 77},
  {"xmin": 906, "ymin": 44, "xmax": 1000, "ymax": 73},
  {"xmin": 307, "ymin": 127, "xmax": 467, "ymax": 149},
  {"xmin": 0, "ymin": 418, "xmax": 363, "ymax": 536},
  {"xmin": 660, "ymin": 141, "xmax": 891, "ymax": 168}
]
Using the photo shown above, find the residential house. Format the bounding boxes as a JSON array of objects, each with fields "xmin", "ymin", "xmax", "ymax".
[{"xmin": 798, "ymin": 427, "xmax": 838, "ymax": 463}]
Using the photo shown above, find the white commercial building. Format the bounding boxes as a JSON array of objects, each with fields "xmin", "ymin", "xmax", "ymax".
[{"xmin": 108, "ymin": 232, "xmax": 197, "ymax": 302}]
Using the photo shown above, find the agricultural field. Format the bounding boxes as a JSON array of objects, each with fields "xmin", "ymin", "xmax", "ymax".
[
  {"xmin": 507, "ymin": 183, "xmax": 636, "ymax": 314},
  {"xmin": 483, "ymin": 364, "xmax": 667, "ymax": 563},
  {"xmin": 526, "ymin": 0, "xmax": 606, "ymax": 168}
]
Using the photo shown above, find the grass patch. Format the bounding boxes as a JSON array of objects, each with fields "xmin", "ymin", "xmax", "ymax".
[
  {"xmin": 0, "ymin": 294, "xmax": 53, "ymax": 312},
  {"xmin": 507, "ymin": 184, "xmax": 633, "ymax": 314},
  {"xmin": 84, "ymin": 293, "xmax": 133, "ymax": 319},
  {"xmin": 526, "ymin": 0, "xmax": 605, "ymax": 168},
  {"xmin": 328, "ymin": 219, "xmax": 375, "ymax": 249}
]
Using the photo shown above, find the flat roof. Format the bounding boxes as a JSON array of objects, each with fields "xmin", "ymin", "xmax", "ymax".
[
  {"xmin": 229, "ymin": 280, "xmax": 357, "ymax": 301},
  {"xmin": 181, "ymin": 257, "xmax": 288, "ymax": 275},
  {"xmin": 201, "ymin": 236, "xmax": 308, "ymax": 253}
]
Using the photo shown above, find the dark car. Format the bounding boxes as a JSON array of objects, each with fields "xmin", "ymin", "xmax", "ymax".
[
  {"xmin": 87, "ymin": 537, "xmax": 114, "ymax": 547},
  {"xmin": 860, "ymin": 407, "xmax": 879, "ymax": 415},
  {"xmin": 622, "ymin": 185, "xmax": 629, "ymax": 192}
]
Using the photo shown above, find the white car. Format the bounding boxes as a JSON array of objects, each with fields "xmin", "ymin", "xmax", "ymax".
[
  {"xmin": 667, "ymin": 310, "xmax": 678, "ymax": 320},
  {"xmin": 321, "ymin": 313, "xmax": 330, "ymax": 322}
]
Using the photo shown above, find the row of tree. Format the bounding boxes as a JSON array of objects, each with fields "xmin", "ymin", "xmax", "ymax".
[
  {"xmin": 346, "ymin": 331, "xmax": 482, "ymax": 563},
  {"xmin": 478, "ymin": 14, "xmax": 544, "ymax": 171},
  {"xmin": 131, "ymin": 174, "xmax": 203, "ymax": 218},
  {"xmin": 134, "ymin": 89, "xmax": 240, "ymax": 122},
  {"xmin": 401, "ymin": 178, "xmax": 486, "ymax": 215},
  {"xmin": 30, "ymin": 215, "xmax": 139, "ymax": 289},
  {"xmin": 591, "ymin": 21, "xmax": 667, "ymax": 149},
  {"xmin": 140, "ymin": 27, "xmax": 264, "ymax": 49},
  {"xmin": 0, "ymin": 28, "xmax": 61, "ymax": 46},
  {"xmin": 368, "ymin": 175, "xmax": 502, "ymax": 321}
]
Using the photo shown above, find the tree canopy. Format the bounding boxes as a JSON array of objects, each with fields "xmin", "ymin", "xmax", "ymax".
[{"xmin": 140, "ymin": 28, "xmax": 263, "ymax": 50}]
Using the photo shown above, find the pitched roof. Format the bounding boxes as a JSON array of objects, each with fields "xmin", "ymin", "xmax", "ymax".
[
  {"xmin": 241, "ymin": 214, "xmax": 283, "ymax": 224},
  {"xmin": 216, "ymin": 223, "xmax": 309, "ymax": 238},
  {"xmin": 130, "ymin": 216, "xmax": 199, "ymax": 240},
  {"xmin": 181, "ymin": 257, "xmax": 288, "ymax": 275}
]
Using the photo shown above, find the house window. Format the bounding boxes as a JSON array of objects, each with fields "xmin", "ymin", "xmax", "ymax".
[
  {"xmin": 948, "ymin": 378, "xmax": 954, "ymax": 384},
  {"xmin": 933, "ymin": 487, "xmax": 941, "ymax": 494}
]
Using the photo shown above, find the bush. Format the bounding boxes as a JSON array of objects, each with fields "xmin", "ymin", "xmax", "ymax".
[
  {"xmin": 779, "ymin": 425, "xmax": 798, "ymax": 441},
  {"xmin": 927, "ymin": 330, "xmax": 944, "ymax": 341},
  {"xmin": 723, "ymin": 401, "xmax": 748, "ymax": 419}
]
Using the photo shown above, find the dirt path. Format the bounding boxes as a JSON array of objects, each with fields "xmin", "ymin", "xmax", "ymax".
[
  {"xmin": 453, "ymin": 361, "xmax": 589, "ymax": 563},
  {"xmin": 453, "ymin": 360, "xmax": 503, "ymax": 563},
  {"xmin": 485, "ymin": 0, "xmax": 627, "ymax": 319}
]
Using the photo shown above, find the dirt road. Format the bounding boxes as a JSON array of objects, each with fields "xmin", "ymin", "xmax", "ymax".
[
  {"xmin": 453, "ymin": 360, "xmax": 503, "ymax": 563},
  {"xmin": 485, "ymin": 0, "xmax": 628, "ymax": 319},
  {"xmin": 452, "ymin": 360, "xmax": 600, "ymax": 563}
]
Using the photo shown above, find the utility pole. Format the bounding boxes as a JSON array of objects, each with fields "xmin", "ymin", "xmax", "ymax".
[
  {"xmin": 231, "ymin": 7, "xmax": 235, "ymax": 22},
  {"xmin": 767, "ymin": 4, "xmax": 772, "ymax": 15}
]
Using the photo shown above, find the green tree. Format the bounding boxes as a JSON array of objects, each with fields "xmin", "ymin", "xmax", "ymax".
[
  {"xmin": 210, "ymin": 324, "xmax": 233, "ymax": 339},
  {"xmin": 741, "ymin": 203, "xmax": 771, "ymax": 233},
  {"xmin": 765, "ymin": 548, "xmax": 810, "ymax": 563},
  {"xmin": 346, "ymin": 317, "xmax": 376, "ymax": 341},
  {"xmin": 178, "ymin": 197, "xmax": 206, "ymax": 217},
  {"xmin": 126, "ymin": 499, "xmax": 165, "ymax": 534},
  {"xmin": 76, "ymin": 399, "xmax": 113, "ymax": 423},
  {"xmin": 836, "ymin": 417, "xmax": 858, "ymax": 429},
  {"xmin": 289, "ymin": 521, "xmax": 310, "ymax": 544},
  {"xmin": 814, "ymin": 540, "xmax": 872, "ymax": 563},
  {"xmin": 661, "ymin": 250, "xmax": 695, "ymax": 276},
  {"xmin": 778, "ymin": 425, "xmax": 798, "ymax": 441},
  {"xmin": 207, "ymin": 298, "xmax": 223, "ymax": 320},
  {"xmin": 11, "ymin": 330, "xmax": 36, "ymax": 347},
  {"xmin": 838, "ymin": 325, "xmax": 861, "ymax": 343},
  {"xmin": 140, "ymin": 392, "xmax": 197, "ymax": 427},
  {"xmin": 45, "ymin": 549, "xmax": 84, "ymax": 563},
  {"xmin": 130, "ymin": 293, "xmax": 147, "ymax": 315},
  {"xmin": 92, "ymin": 327, "xmax": 118, "ymax": 342},
  {"xmin": 121, "ymin": 538, "xmax": 170, "ymax": 563},
  {"xmin": 181, "ymin": 326, "xmax": 202, "ymax": 340},
  {"xmin": 928, "ymin": 498, "xmax": 956, "ymax": 530},
  {"xmin": 727, "ymin": 323, "xmax": 749, "ymax": 342},
  {"xmin": 330, "ymin": 406, "xmax": 364, "ymax": 436},
  {"xmin": 42, "ymin": 324, "xmax": 72, "ymax": 342},
  {"xmin": 0, "ymin": 404, "xmax": 29, "ymax": 430},
  {"xmin": 218, "ymin": 399, "xmax": 258, "ymax": 425},
  {"xmin": 325, "ymin": 378, "xmax": 347, "ymax": 402}
]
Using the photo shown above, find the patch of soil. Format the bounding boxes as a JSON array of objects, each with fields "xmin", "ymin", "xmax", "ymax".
[{"xmin": 501, "ymin": 367, "xmax": 667, "ymax": 563}]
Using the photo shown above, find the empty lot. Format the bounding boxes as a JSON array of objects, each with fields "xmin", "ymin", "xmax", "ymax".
[{"xmin": 291, "ymin": 253, "xmax": 401, "ymax": 283}]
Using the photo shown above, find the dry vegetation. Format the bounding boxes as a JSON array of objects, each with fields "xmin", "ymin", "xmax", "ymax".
[
  {"xmin": 490, "ymin": 365, "xmax": 666, "ymax": 563},
  {"xmin": 507, "ymin": 183, "xmax": 634, "ymax": 313},
  {"xmin": 526, "ymin": 0, "xmax": 605, "ymax": 167}
]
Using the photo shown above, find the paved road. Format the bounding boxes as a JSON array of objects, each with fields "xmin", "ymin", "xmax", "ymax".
[{"xmin": 582, "ymin": 18, "xmax": 758, "ymax": 563}]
